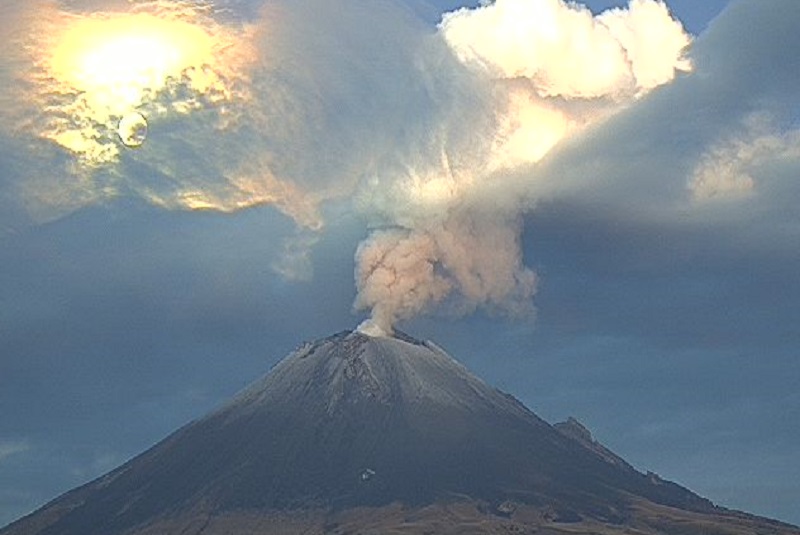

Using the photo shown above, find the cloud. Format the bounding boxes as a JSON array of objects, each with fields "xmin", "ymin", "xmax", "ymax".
[
  {"xmin": 271, "ymin": 230, "xmax": 319, "ymax": 282},
  {"xmin": 524, "ymin": 0, "xmax": 800, "ymax": 216},
  {"xmin": 354, "ymin": 0, "xmax": 691, "ymax": 333},
  {"xmin": 2, "ymin": 0, "xmax": 796, "ymax": 335},
  {"xmin": 0, "ymin": 0, "xmax": 695, "ymax": 331},
  {"xmin": 440, "ymin": 0, "xmax": 690, "ymax": 98},
  {"xmin": 0, "ymin": 0, "xmax": 261, "ymax": 222},
  {"xmin": 689, "ymin": 113, "xmax": 800, "ymax": 201},
  {"xmin": 436, "ymin": 0, "xmax": 691, "ymax": 171},
  {"xmin": 2, "ymin": 0, "xmax": 428, "ymax": 229},
  {"xmin": 0, "ymin": 441, "xmax": 29, "ymax": 463},
  {"xmin": 496, "ymin": 0, "xmax": 800, "ymax": 363}
]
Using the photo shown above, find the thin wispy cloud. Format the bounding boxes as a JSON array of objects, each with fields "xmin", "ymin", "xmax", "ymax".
[{"xmin": 0, "ymin": 442, "xmax": 29, "ymax": 464}]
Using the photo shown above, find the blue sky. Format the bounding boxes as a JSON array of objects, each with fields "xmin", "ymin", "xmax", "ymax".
[{"xmin": 2, "ymin": 0, "xmax": 799, "ymax": 528}]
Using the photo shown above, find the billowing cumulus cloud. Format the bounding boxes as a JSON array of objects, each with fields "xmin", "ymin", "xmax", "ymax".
[
  {"xmin": 437, "ymin": 0, "xmax": 691, "ymax": 171},
  {"xmin": 440, "ymin": 0, "xmax": 690, "ymax": 98}
]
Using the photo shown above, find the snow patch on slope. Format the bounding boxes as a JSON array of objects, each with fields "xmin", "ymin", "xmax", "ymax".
[{"xmin": 214, "ymin": 330, "xmax": 532, "ymax": 423}]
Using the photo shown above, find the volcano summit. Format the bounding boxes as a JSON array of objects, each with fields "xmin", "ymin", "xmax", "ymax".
[{"xmin": 3, "ymin": 331, "xmax": 798, "ymax": 534}]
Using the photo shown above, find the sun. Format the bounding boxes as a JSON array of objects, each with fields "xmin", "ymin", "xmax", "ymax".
[
  {"xmin": 25, "ymin": 4, "xmax": 257, "ymax": 165},
  {"xmin": 49, "ymin": 13, "xmax": 217, "ymax": 115}
]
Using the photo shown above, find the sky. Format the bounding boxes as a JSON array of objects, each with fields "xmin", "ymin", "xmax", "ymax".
[{"xmin": 1, "ymin": 0, "xmax": 799, "ymax": 528}]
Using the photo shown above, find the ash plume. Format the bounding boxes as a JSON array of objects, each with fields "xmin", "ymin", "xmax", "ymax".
[
  {"xmin": 355, "ymin": 211, "xmax": 537, "ymax": 336},
  {"xmin": 0, "ymin": 0, "xmax": 692, "ymax": 331},
  {"xmin": 355, "ymin": 0, "xmax": 691, "ymax": 333}
]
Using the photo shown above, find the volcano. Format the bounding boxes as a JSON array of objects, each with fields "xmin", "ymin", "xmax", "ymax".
[{"xmin": 3, "ymin": 330, "xmax": 798, "ymax": 534}]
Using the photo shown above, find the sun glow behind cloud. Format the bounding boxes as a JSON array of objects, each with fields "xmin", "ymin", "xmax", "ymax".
[
  {"xmin": 24, "ymin": 2, "xmax": 256, "ymax": 166},
  {"xmin": 50, "ymin": 14, "xmax": 209, "ymax": 111}
]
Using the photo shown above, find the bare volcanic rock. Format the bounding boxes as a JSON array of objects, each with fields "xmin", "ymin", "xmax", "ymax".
[{"xmin": 3, "ymin": 331, "xmax": 799, "ymax": 535}]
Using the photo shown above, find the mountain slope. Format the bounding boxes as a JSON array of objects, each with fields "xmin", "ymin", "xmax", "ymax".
[{"xmin": 3, "ymin": 330, "xmax": 798, "ymax": 535}]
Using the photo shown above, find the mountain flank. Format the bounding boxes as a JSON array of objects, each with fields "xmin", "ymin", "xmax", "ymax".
[{"xmin": 3, "ymin": 330, "xmax": 798, "ymax": 535}]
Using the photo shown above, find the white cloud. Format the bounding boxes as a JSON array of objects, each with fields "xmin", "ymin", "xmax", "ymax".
[
  {"xmin": 598, "ymin": 0, "xmax": 692, "ymax": 92},
  {"xmin": 690, "ymin": 115, "xmax": 800, "ymax": 201},
  {"xmin": 440, "ymin": 0, "xmax": 690, "ymax": 98},
  {"xmin": 0, "ymin": 441, "xmax": 29, "ymax": 463},
  {"xmin": 271, "ymin": 231, "xmax": 319, "ymax": 282}
]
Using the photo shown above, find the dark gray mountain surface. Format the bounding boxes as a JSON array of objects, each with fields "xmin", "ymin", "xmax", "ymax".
[{"xmin": 3, "ymin": 331, "xmax": 798, "ymax": 534}]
